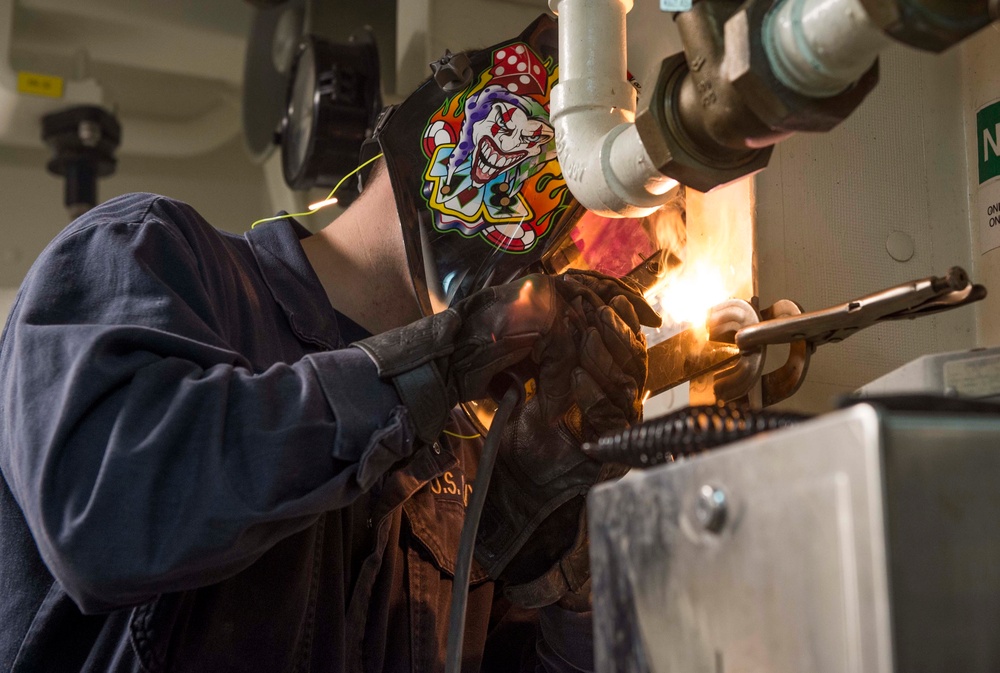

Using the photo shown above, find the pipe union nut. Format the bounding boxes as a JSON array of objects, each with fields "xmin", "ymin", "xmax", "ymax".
[
  {"xmin": 727, "ymin": 0, "xmax": 880, "ymax": 133},
  {"xmin": 635, "ymin": 53, "xmax": 771, "ymax": 193}
]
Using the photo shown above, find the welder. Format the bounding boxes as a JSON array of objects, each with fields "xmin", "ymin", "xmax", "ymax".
[{"xmin": 0, "ymin": 16, "xmax": 660, "ymax": 673}]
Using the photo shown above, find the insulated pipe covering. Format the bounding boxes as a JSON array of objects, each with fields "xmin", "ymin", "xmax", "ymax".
[
  {"xmin": 765, "ymin": 0, "xmax": 892, "ymax": 97},
  {"xmin": 764, "ymin": 0, "xmax": 998, "ymax": 97}
]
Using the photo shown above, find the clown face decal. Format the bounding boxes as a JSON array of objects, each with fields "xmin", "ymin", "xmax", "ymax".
[
  {"xmin": 421, "ymin": 43, "xmax": 569, "ymax": 253},
  {"xmin": 468, "ymin": 98, "xmax": 552, "ymax": 186}
]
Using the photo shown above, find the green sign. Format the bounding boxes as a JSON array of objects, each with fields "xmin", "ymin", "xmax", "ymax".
[{"xmin": 979, "ymin": 100, "xmax": 1000, "ymax": 185}]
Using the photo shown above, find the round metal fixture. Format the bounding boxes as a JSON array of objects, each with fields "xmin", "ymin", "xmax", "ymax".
[
  {"xmin": 694, "ymin": 483, "xmax": 728, "ymax": 533},
  {"xmin": 279, "ymin": 33, "xmax": 381, "ymax": 204},
  {"xmin": 41, "ymin": 106, "xmax": 121, "ymax": 219},
  {"xmin": 886, "ymin": 231, "xmax": 915, "ymax": 262}
]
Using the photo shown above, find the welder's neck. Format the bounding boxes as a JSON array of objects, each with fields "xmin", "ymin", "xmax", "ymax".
[{"xmin": 301, "ymin": 170, "xmax": 422, "ymax": 335}]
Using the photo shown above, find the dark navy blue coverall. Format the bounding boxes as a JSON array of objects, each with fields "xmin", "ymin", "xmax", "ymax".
[{"xmin": 0, "ymin": 194, "xmax": 593, "ymax": 672}]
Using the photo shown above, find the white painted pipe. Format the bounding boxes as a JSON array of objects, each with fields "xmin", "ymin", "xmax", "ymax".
[
  {"xmin": 548, "ymin": 0, "xmax": 677, "ymax": 218},
  {"xmin": 765, "ymin": 0, "xmax": 892, "ymax": 97}
]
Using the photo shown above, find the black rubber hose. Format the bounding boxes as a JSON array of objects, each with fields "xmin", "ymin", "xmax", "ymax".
[
  {"xmin": 582, "ymin": 404, "xmax": 811, "ymax": 468},
  {"xmin": 444, "ymin": 384, "xmax": 521, "ymax": 673}
]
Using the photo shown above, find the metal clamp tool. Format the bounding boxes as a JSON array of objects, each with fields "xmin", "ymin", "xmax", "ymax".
[{"xmin": 645, "ymin": 267, "xmax": 986, "ymax": 406}]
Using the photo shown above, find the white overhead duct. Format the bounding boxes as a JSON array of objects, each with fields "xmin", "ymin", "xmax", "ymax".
[{"xmin": 0, "ymin": 0, "xmax": 245, "ymax": 158}]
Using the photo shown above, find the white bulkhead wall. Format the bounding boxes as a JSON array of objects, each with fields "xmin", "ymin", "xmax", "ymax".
[
  {"xmin": 756, "ymin": 23, "xmax": 1000, "ymax": 411},
  {"xmin": 755, "ymin": 39, "xmax": 980, "ymax": 412},
  {"xmin": 962, "ymin": 25, "xmax": 1000, "ymax": 347},
  {"xmin": 395, "ymin": 0, "xmax": 551, "ymax": 99}
]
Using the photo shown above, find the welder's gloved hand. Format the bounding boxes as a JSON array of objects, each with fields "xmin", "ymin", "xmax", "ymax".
[
  {"xmin": 352, "ymin": 274, "xmax": 584, "ymax": 444},
  {"xmin": 557, "ymin": 270, "xmax": 660, "ymax": 427},
  {"xmin": 474, "ymin": 271, "xmax": 660, "ymax": 609}
]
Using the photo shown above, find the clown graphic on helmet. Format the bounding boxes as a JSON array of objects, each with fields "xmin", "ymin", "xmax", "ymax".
[
  {"xmin": 369, "ymin": 16, "xmax": 582, "ymax": 315},
  {"xmin": 421, "ymin": 42, "xmax": 563, "ymax": 253}
]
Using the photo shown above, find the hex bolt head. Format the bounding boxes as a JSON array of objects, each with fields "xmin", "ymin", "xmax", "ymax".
[{"xmin": 695, "ymin": 484, "xmax": 728, "ymax": 533}]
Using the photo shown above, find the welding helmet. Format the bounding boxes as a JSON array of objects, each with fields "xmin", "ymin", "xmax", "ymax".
[{"xmin": 362, "ymin": 14, "xmax": 684, "ymax": 316}]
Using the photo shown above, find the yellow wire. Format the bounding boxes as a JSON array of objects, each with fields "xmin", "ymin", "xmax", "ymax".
[
  {"xmin": 251, "ymin": 150, "xmax": 478, "ymax": 443},
  {"xmin": 250, "ymin": 153, "xmax": 385, "ymax": 229},
  {"xmin": 443, "ymin": 430, "xmax": 482, "ymax": 440}
]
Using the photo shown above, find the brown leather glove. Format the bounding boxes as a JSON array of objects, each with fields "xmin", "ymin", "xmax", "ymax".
[
  {"xmin": 353, "ymin": 274, "xmax": 585, "ymax": 443},
  {"xmin": 473, "ymin": 271, "xmax": 660, "ymax": 608},
  {"xmin": 558, "ymin": 270, "xmax": 658, "ymax": 425}
]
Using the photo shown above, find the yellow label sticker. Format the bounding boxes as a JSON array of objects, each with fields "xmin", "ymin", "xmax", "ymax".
[
  {"xmin": 523, "ymin": 377, "xmax": 537, "ymax": 402},
  {"xmin": 17, "ymin": 71, "xmax": 64, "ymax": 99}
]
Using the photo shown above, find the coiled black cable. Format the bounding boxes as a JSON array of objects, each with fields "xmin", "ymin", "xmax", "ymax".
[{"xmin": 582, "ymin": 404, "xmax": 811, "ymax": 468}]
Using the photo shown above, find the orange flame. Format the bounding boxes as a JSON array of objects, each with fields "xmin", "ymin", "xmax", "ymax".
[
  {"xmin": 645, "ymin": 180, "xmax": 755, "ymax": 342},
  {"xmin": 647, "ymin": 261, "xmax": 732, "ymax": 340}
]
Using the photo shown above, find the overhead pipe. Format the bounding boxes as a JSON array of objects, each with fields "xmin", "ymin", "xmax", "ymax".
[
  {"xmin": 764, "ymin": 0, "xmax": 893, "ymax": 97},
  {"xmin": 764, "ymin": 0, "xmax": 1000, "ymax": 97},
  {"xmin": 550, "ymin": 0, "xmax": 998, "ymax": 205},
  {"xmin": 547, "ymin": 0, "xmax": 678, "ymax": 218}
]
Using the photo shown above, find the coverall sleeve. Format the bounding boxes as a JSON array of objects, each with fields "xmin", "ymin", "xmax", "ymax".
[{"xmin": 0, "ymin": 210, "xmax": 413, "ymax": 614}]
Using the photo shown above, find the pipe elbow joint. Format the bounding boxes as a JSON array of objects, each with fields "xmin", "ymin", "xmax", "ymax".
[
  {"xmin": 556, "ymin": 121, "xmax": 669, "ymax": 218},
  {"xmin": 551, "ymin": 80, "xmax": 673, "ymax": 217}
]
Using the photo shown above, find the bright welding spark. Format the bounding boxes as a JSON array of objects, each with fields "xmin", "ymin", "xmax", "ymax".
[
  {"xmin": 643, "ymin": 180, "xmax": 754, "ymax": 343},
  {"xmin": 647, "ymin": 259, "xmax": 731, "ymax": 339},
  {"xmin": 308, "ymin": 197, "xmax": 339, "ymax": 210}
]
